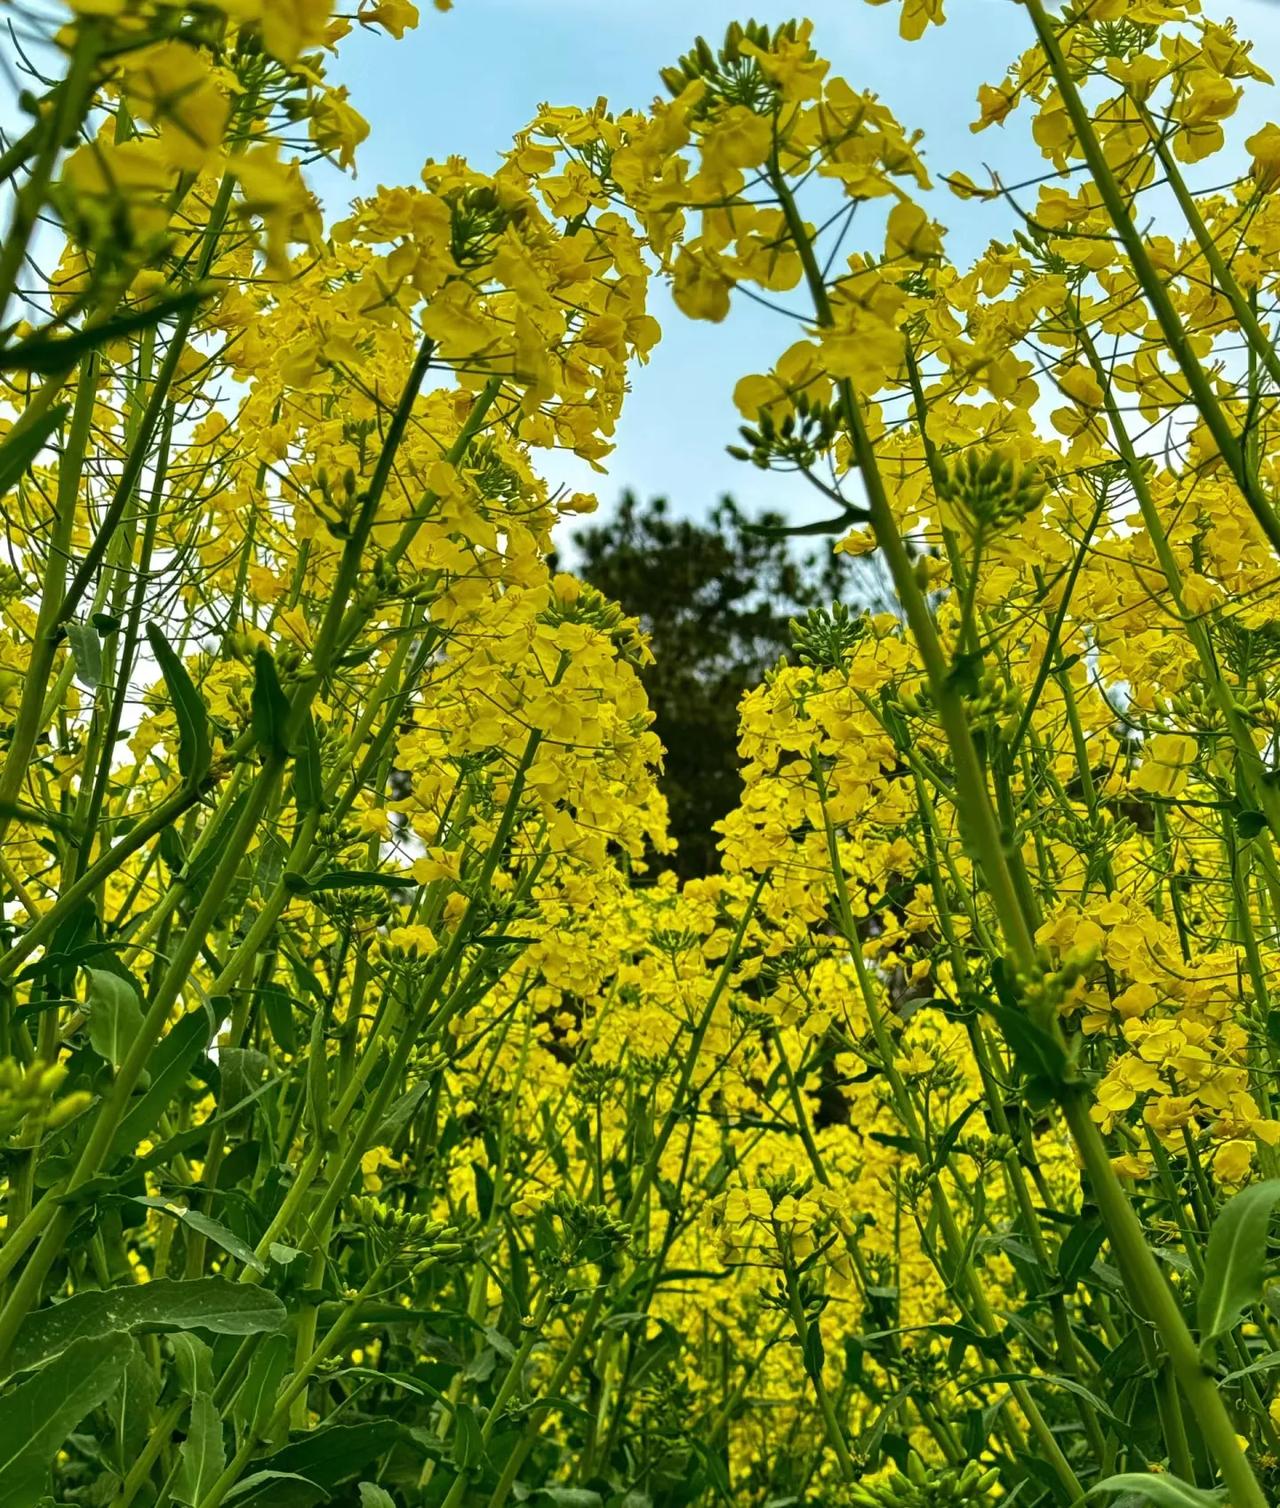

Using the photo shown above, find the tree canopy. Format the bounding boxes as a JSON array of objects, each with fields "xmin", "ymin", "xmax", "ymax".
[{"xmin": 574, "ymin": 492, "xmax": 857, "ymax": 877}]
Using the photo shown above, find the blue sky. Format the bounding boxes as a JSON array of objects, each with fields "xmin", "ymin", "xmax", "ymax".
[{"xmin": 327, "ymin": 0, "xmax": 1280, "ymax": 527}]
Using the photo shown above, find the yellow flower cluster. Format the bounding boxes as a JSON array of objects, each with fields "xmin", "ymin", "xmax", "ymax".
[{"xmin": 7, "ymin": 3, "xmax": 1280, "ymax": 1506}]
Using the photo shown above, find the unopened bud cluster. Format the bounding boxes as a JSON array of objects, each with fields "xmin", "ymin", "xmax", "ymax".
[
  {"xmin": 965, "ymin": 666, "xmax": 1022, "ymax": 744},
  {"xmin": 1021, "ymin": 946, "xmax": 1095, "ymax": 1018},
  {"xmin": 730, "ymin": 390, "xmax": 840, "ymax": 473},
  {"xmin": 661, "ymin": 20, "xmax": 806, "ymax": 103},
  {"xmin": 937, "ymin": 448, "xmax": 1047, "ymax": 534},
  {"xmin": 308, "ymin": 463, "xmax": 367, "ymax": 540},
  {"xmin": 0, "ymin": 1059, "xmax": 91, "ymax": 1146},
  {"xmin": 847, "ymin": 1454, "xmax": 1000, "ymax": 1506},
  {"xmin": 347, "ymin": 1196, "xmax": 464, "ymax": 1272},
  {"xmin": 791, "ymin": 602, "xmax": 866, "ymax": 673}
]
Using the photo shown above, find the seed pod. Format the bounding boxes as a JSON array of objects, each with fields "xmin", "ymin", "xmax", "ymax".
[{"xmin": 306, "ymin": 1009, "xmax": 330, "ymax": 1142}]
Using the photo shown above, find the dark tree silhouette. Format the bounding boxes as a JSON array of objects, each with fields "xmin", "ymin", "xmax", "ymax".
[{"xmin": 573, "ymin": 492, "xmax": 855, "ymax": 879}]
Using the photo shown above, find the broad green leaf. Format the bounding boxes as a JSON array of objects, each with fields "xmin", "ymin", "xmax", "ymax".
[
  {"xmin": 285, "ymin": 868, "xmax": 416, "ymax": 896},
  {"xmin": 173, "ymin": 1393, "xmax": 225, "ymax": 1507},
  {"xmin": 183, "ymin": 788, "xmax": 250, "ymax": 899},
  {"xmin": 358, "ymin": 1488, "xmax": 395, "ymax": 1508},
  {"xmin": 146, "ymin": 624, "xmax": 212, "ymax": 785},
  {"xmin": 0, "ymin": 403, "xmax": 68, "ymax": 500},
  {"xmin": 293, "ymin": 711, "xmax": 324, "ymax": 813},
  {"xmin": 113, "ymin": 1005, "xmax": 216, "ymax": 1159},
  {"xmin": 223, "ymin": 1471, "xmax": 325, "ymax": 1508},
  {"xmin": 63, "ymin": 621, "xmax": 101, "ymax": 690},
  {"xmin": 4, "ymin": 1278, "xmax": 286, "ymax": 1379},
  {"xmin": 452, "ymin": 1402, "xmax": 484, "ymax": 1470},
  {"xmin": 0, "ymin": 1332, "xmax": 131, "ymax": 1508},
  {"xmin": 257, "ymin": 986, "xmax": 298, "ymax": 1055},
  {"xmin": 133, "ymin": 1198, "xmax": 267, "ymax": 1274},
  {"xmin": 258, "ymin": 1421, "xmax": 401, "ymax": 1488},
  {"xmin": 1087, "ymin": 1473, "xmax": 1227, "ymax": 1506},
  {"xmin": 375, "ymin": 1081, "xmax": 431, "ymax": 1147},
  {"xmin": 230, "ymin": 1332, "xmax": 289, "ymax": 1442},
  {"xmin": 217, "ymin": 1047, "xmax": 268, "ymax": 1120},
  {"xmin": 801, "ymin": 1320, "xmax": 824, "ymax": 1382},
  {"xmin": 171, "ymin": 1334, "xmax": 215, "ymax": 1398},
  {"xmin": 987, "ymin": 1002, "xmax": 1067, "ymax": 1098},
  {"xmin": 1058, "ymin": 1214, "xmax": 1106, "ymax": 1286},
  {"xmin": 0, "ymin": 291, "xmax": 203, "ymax": 373},
  {"xmin": 106, "ymin": 1340, "xmax": 158, "ymax": 1474},
  {"xmin": 1222, "ymin": 1347, "xmax": 1280, "ymax": 1383},
  {"xmin": 251, "ymin": 648, "xmax": 291, "ymax": 759},
  {"xmin": 85, "ymin": 968, "xmax": 144, "ymax": 1068},
  {"xmin": 1198, "ymin": 1178, "xmax": 1280, "ymax": 1352}
]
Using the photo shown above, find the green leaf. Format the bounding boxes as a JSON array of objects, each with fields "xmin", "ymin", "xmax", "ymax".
[
  {"xmin": 0, "ymin": 290, "xmax": 204, "ymax": 374},
  {"xmin": 106, "ymin": 1339, "xmax": 158, "ymax": 1475},
  {"xmin": 946, "ymin": 648, "xmax": 985, "ymax": 698},
  {"xmin": 0, "ymin": 1332, "xmax": 131, "ymax": 1508},
  {"xmin": 987, "ymin": 1001, "xmax": 1067, "ymax": 1103},
  {"xmin": 113, "ymin": 1005, "xmax": 216, "ymax": 1159},
  {"xmin": 0, "ymin": 403, "xmax": 68, "ymax": 500},
  {"xmin": 286, "ymin": 869, "xmax": 415, "ymax": 896},
  {"xmin": 173, "ymin": 1392, "xmax": 225, "ymax": 1507},
  {"xmin": 257, "ymin": 986, "xmax": 298, "ymax": 1055},
  {"xmin": 257, "ymin": 1421, "xmax": 401, "ymax": 1489},
  {"xmin": 230, "ymin": 1332, "xmax": 289, "ymax": 1441},
  {"xmin": 85, "ymin": 968, "xmax": 145, "ymax": 1068},
  {"xmin": 132, "ymin": 1198, "xmax": 267, "ymax": 1274},
  {"xmin": 1236, "ymin": 809, "xmax": 1268, "ymax": 841},
  {"xmin": 4, "ymin": 1278, "xmax": 285, "ymax": 1379},
  {"xmin": 224, "ymin": 1471, "xmax": 325, "ymax": 1508},
  {"xmin": 1222, "ymin": 1347, "xmax": 1280, "ymax": 1383},
  {"xmin": 964, "ymin": 1371, "xmax": 1125, "ymax": 1430},
  {"xmin": 1198, "ymin": 1178, "xmax": 1280, "ymax": 1353},
  {"xmin": 172, "ymin": 1334, "xmax": 215, "ymax": 1398},
  {"xmin": 146, "ymin": 624, "xmax": 212, "ymax": 786},
  {"xmin": 922, "ymin": 1099, "xmax": 980, "ymax": 1177},
  {"xmin": 1058, "ymin": 1213, "xmax": 1106, "ymax": 1287},
  {"xmin": 60, "ymin": 1074, "xmax": 281, "ymax": 1210},
  {"xmin": 375, "ymin": 1082, "xmax": 431, "ymax": 1147},
  {"xmin": 293, "ymin": 711, "xmax": 324, "ymax": 813},
  {"xmin": 251, "ymin": 649, "xmax": 291, "ymax": 759},
  {"xmin": 801, "ymin": 1321, "xmax": 825, "ymax": 1382},
  {"xmin": 358, "ymin": 1488, "xmax": 396, "ymax": 1508},
  {"xmin": 64, "ymin": 621, "xmax": 101, "ymax": 690},
  {"xmin": 452, "ymin": 1402, "xmax": 483, "ymax": 1470},
  {"xmin": 1086, "ymin": 1473, "xmax": 1226, "ymax": 1506}
]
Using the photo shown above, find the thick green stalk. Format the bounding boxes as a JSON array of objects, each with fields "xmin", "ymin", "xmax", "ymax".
[
  {"xmin": 777, "ymin": 1231, "xmax": 858, "ymax": 1483},
  {"xmin": 0, "ymin": 24, "xmax": 101, "ymax": 330},
  {"xmin": 1019, "ymin": 0, "xmax": 1280, "ymax": 561},
  {"xmin": 1133, "ymin": 99, "xmax": 1280, "ymax": 400},
  {"xmin": 1064, "ymin": 1093, "xmax": 1265, "ymax": 1507},
  {"xmin": 0, "ymin": 754, "xmax": 286, "ymax": 1366},
  {"xmin": 1074, "ymin": 319, "xmax": 1280, "ymax": 849},
  {"xmin": 0, "ymin": 356, "xmax": 99, "ymax": 840},
  {"xmin": 773, "ymin": 138, "xmax": 1266, "ymax": 1505},
  {"xmin": 443, "ymin": 879, "xmax": 766, "ymax": 1508}
]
